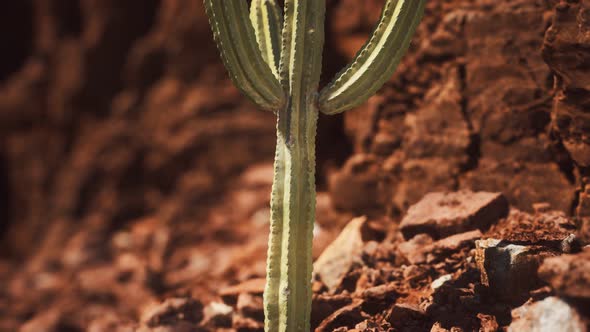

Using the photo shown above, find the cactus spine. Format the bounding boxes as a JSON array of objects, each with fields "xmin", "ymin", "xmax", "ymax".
[{"xmin": 204, "ymin": 1, "xmax": 425, "ymax": 331}]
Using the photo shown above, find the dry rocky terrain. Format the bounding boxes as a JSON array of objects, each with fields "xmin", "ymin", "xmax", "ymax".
[{"xmin": 1, "ymin": 0, "xmax": 589, "ymax": 331}]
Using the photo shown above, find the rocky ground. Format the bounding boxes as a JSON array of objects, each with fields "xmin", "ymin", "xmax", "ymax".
[{"xmin": 1, "ymin": 0, "xmax": 589, "ymax": 331}]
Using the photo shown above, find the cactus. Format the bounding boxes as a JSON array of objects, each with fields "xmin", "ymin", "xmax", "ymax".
[{"xmin": 204, "ymin": 0, "xmax": 425, "ymax": 330}]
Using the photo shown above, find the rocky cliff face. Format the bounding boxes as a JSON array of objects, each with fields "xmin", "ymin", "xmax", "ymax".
[
  {"xmin": 542, "ymin": 0, "xmax": 590, "ymax": 237},
  {"xmin": 329, "ymin": 0, "xmax": 588, "ymax": 220}
]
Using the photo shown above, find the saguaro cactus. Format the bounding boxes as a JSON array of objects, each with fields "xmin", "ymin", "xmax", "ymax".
[{"xmin": 204, "ymin": 0, "xmax": 425, "ymax": 330}]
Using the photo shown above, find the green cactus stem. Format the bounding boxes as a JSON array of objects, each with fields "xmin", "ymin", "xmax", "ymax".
[
  {"xmin": 204, "ymin": 1, "xmax": 425, "ymax": 331},
  {"xmin": 249, "ymin": 0, "xmax": 283, "ymax": 78}
]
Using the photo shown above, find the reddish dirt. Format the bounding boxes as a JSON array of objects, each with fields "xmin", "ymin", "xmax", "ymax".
[{"xmin": 0, "ymin": 0, "xmax": 589, "ymax": 331}]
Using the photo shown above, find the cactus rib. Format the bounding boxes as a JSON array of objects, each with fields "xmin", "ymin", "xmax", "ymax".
[
  {"xmin": 250, "ymin": 0, "xmax": 283, "ymax": 78},
  {"xmin": 318, "ymin": 0, "xmax": 426, "ymax": 114},
  {"xmin": 204, "ymin": 0, "xmax": 284, "ymax": 110}
]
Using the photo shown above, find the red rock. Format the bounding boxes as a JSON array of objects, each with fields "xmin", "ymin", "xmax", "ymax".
[
  {"xmin": 431, "ymin": 274, "xmax": 453, "ymax": 291},
  {"xmin": 232, "ymin": 314, "xmax": 264, "ymax": 331},
  {"xmin": 354, "ymin": 319, "xmax": 394, "ymax": 332},
  {"xmin": 538, "ymin": 248, "xmax": 590, "ymax": 299},
  {"xmin": 486, "ymin": 208, "xmax": 578, "ymax": 249},
  {"xmin": 137, "ymin": 321, "xmax": 203, "ymax": 332},
  {"xmin": 314, "ymin": 217, "xmax": 367, "ymax": 292},
  {"xmin": 461, "ymin": 160, "xmax": 576, "ymax": 214},
  {"xmin": 19, "ymin": 310, "xmax": 62, "ymax": 332},
  {"xmin": 475, "ymin": 239, "xmax": 556, "ymax": 301},
  {"xmin": 400, "ymin": 191, "xmax": 508, "ymax": 239},
  {"xmin": 576, "ymin": 182, "xmax": 590, "ymax": 243},
  {"xmin": 399, "ymin": 230, "xmax": 482, "ymax": 265},
  {"xmin": 311, "ymin": 293, "xmax": 353, "ymax": 329},
  {"xmin": 430, "ymin": 322, "xmax": 464, "ymax": 332},
  {"xmin": 219, "ymin": 278, "xmax": 265, "ymax": 297},
  {"xmin": 390, "ymin": 157, "xmax": 459, "ymax": 214},
  {"xmin": 140, "ymin": 297, "xmax": 203, "ymax": 328},
  {"xmin": 315, "ymin": 300, "xmax": 365, "ymax": 332},
  {"xmin": 201, "ymin": 302, "xmax": 233, "ymax": 328},
  {"xmin": 477, "ymin": 313, "xmax": 499, "ymax": 332},
  {"xmin": 360, "ymin": 282, "xmax": 399, "ymax": 303},
  {"xmin": 388, "ymin": 303, "xmax": 426, "ymax": 328},
  {"xmin": 238, "ymin": 163, "xmax": 274, "ymax": 187},
  {"xmin": 434, "ymin": 230, "xmax": 482, "ymax": 252},
  {"xmin": 398, "ymin": 234, "xmax": 434, "ymax": 264},
  {"xmin": 328, "ymin": 155, "xmax": 385, "ymax": 214},
  {"xmin": 311, "ymin": 294, "xmax": 352, "ymax": 327},
  {"xmin": 543, "ymin": 0, "xmax": 590, "ymax": 168},
  {"xmin": 236, "ymin": 293, "xmax": 263, "ymax": 322}
]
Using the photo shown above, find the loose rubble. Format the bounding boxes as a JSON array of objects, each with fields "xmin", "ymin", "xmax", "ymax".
[{"xmin": 197, "ymin": 190, "xmax": 590, "ymax": 331}]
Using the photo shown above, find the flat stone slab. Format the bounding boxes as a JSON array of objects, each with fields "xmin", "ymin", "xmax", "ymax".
[
  {"xmin": 314, "ymin": 217, "xmax": 367, "ymax": 292},
  {"xmin": 400, "ymin": 191, "xmax": 509, "ymax": 239},
  {"xmin": 399, "ymin": 230, "xmax": 482, "ymax": 264}
]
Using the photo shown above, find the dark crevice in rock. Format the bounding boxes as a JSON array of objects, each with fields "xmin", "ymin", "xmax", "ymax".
[
  {"xmin": 73, "ymin": 0, "xmax": 161, "ymax": 118},
  {"xmin": 458, "ymin": 63, "xmax": 481, "ymax": 174},
  {"xmin": 362, "ymin": 106, "xmax": 383, "ymax": 154},
  {"xmin": 549, "ymin": 129, "xmax": 577, "ymax": 185},
  {"xmin": 315, "ymin": 2, "xmax": 361, "ymax": 189},
  {"xmin": 571, "ymin": 180, "xmax": 583, "ymax": 217},
  {"xmin": 72, "ymin": 169, "xmax": 101, "ymax": 220},
  {"xmin": 321, "ymin": 2, "xmax": 354, "ymax": 91},
  {"xmin": 317, "ymin": 112, "xmax": 354, "ymax": 190},
  {"xmin": 0, "ymin": 0, "xmax": 34, "ymax": 81},
  {"xmin": 541, "ymin": 1, "xmax": 589, "ymax": 211},
  {"xmin": 127, "ymin": 49, "xmax": 167, "ymax": 96},
  {"xmin": 570, "ymin": 174, "xmax": 590, "ymax": 218},
  {"xmin": 54, "ymin": 0, "xmax": 82, "ymax": 38},
  {"xmin": 54, "ymin": 323, "xmax": 83, "ymax": 332},
  {"xmin": 110, "ymin": 152, "xmax": 150, "ymax": 227},
  {"xmin": 0, "ymin": 150, "xmax": 12, "ymax": 246}
]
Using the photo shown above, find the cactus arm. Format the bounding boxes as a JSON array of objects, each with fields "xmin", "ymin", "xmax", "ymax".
[
  {"xmin": 204, "ymin": 0, "xmax": 285, "ymax": 111},
  {"xmin": 318, "ymin": 0, "xmax": 426, "ymax": 114},
  {"xmin": 264, "ymin": 0, "xmax": 325, "ymax": 331},
  {"xmin": 250, "ymin": 0, "xmax": 283, "ymax": 78}
]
